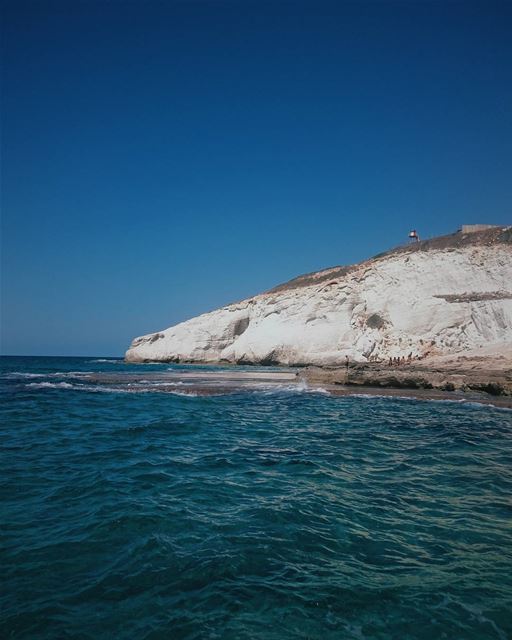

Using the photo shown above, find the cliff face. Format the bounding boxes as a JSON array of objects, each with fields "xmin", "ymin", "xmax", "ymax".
[{"xmin": 125, "ymin": 227, "xmax": 512, "ymax": 365}]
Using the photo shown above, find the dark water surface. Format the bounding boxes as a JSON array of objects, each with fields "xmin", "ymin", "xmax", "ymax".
[{"xmin": 1, "ymin": 356, "xmax": 511, "ymax": 639}]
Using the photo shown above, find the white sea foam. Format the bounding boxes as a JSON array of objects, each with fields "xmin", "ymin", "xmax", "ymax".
[
  {"xmin": 26, "ymin": 382, "xmax": 75, "ymax": 389},
  {"xmin": 22, "ymin": 380, "xmax": 201, "ymax": 396},
  {"xmin": 166, "ymin": 391, "xmax": 201, "ymax": 397},
  {"xmin": 7, "ymin": 372, "xmax": 47, "ymax": 378},
  {"xmin": 347, "ymin": 393, "xmax": 405, "ymax": 400},
  {"xmin": 345, "ymin": 392, "xmax": 512, "ymax": 411},
  {"xmin": 255, "ymin": 382, "xmax": 330, "ymax": 396},
  {"xmin": 444, "ymin": 399, "xmax": 512, "ymax": 412},
  {"xmin": 133, "ymin": 380, "xmax": 185, "ymax": 386},
  {"xmin": 6, "ymin": 371, "xmax": 90, "ymax": 379},
  {"xmin": 21, "ymin": 379, "xmax": 509, "ymax": 409}
]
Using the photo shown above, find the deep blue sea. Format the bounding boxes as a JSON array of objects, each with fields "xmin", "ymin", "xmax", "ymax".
[{"xmin": 1, "ymin": 356, "xmax": 512, "ymax": 639}]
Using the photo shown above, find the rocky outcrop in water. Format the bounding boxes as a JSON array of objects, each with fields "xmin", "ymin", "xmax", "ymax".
[{"xmin": 126, "ymin": 227, "xmax": 512, "ymax": 366}]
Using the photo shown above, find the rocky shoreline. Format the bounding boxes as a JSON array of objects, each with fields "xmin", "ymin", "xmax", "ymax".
[
  {"xmin": 301, "ymin": 352, "xmax": 512, "ymax": 406},
  {"xmin": 323, "ymin": 385, "xmax": 512, "ymax": 409}
]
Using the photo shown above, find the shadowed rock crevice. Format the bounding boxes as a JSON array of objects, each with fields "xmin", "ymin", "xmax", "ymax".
[
  {"xmin": 232, "ymin": 317, "xmax": 250, "ymax": 337},
  {"xmin": 434, "ymin": 291, "xmax": 512, "ymax": 303},
  {"xmin": 366, "ymin": 313, "xmax": 387, "ymax": 329}
]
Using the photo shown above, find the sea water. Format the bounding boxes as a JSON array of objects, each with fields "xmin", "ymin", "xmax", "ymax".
[{"xmin": 1, "ymin": 356, "xmax": 511, "ymax": 639}]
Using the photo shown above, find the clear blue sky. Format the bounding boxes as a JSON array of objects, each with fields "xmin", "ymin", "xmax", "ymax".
[{"xmin": 1, "ymin": 0, "xmax": 511, "ymax": 356}]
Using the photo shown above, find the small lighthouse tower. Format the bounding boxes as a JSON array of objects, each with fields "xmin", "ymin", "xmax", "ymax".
[{"xmin": 408, "ymin": 229, "xmax": 420, "ymax": 243}]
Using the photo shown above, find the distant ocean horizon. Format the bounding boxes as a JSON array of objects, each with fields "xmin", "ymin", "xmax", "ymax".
[
  {"xmin": 1, "ymin": 355, "xmax": 511, "ymax": 639},
  {"xmin": 0, "ymin": 354, "xmax": 125, "ymax": 359}
]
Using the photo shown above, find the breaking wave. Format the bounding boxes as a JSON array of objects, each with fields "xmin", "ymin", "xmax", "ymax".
[
  {"xmin": 4, "ymin": 372, "xmax": 48, "ymax": 378},
  {"xmin": 23, "ymin": 380, "xmax": 201, "ymax": 396},
  {"xmin": 6, "ymin": 371, "xmax": 90, "ymax": 379},
  {"xmin": 18, "ymin": 379, "xmax": 510, "ymax": 408},
  {"xmin": 26, "ymin": 381, "xmax": 75, "ymax": 389},
  {"xmin": 21, "ymin": 378, "xmax": 330, "ymax": 398},
  {"xmin": 255, "ymin": 382, "xmax": 330, "ymax": 396},
  {"xmin": 345, "ymin": 392, "xmax": 512, "ymax": 411}
]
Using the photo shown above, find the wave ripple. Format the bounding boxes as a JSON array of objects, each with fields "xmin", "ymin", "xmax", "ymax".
[{"xmin": 1, "ymin": 356, "xmax": 512, "ymax": 639}]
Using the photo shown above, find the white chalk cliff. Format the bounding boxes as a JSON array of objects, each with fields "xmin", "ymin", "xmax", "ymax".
[{"xmin": 126, "ymin": 227, "xmax": 512, "ymax": 365}]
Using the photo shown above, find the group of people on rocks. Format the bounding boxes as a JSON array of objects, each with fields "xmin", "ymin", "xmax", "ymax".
[
  {"xmin": 388, "ymin": 353, "xmax": 414, "ymax": 366},
  {"xmin": 343, "ymin": 353, "xmax": 422, "ymax": 368}
]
